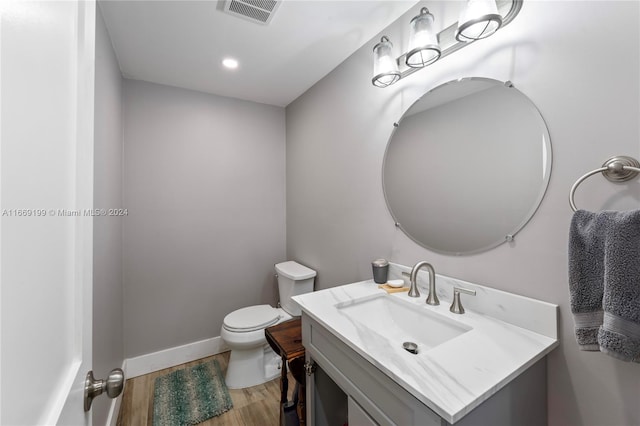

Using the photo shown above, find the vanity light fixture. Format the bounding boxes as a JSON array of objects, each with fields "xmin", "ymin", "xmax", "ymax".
[
  {"xmin": 222, "ymin": 57, "xmax": 239, "ymax": 69},
  {"xmin": 456, "ymin": 0, "xmax": 503, "ymax": 42},
  {"xmin": 406, "ymin": 8, "xmax": 441, "ymax": 68},
  {"xmin": 372, "ymin": 0, "xmax": 522, "ymax": 88},
  {"xmin": 372, "ymin": 36, "xmax": 401, "ymax": 88}
]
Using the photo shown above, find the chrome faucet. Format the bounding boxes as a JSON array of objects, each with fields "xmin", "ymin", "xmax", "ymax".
[{"xmin": 407, "ymin": 261, "xmax": 439, "ymax": 305}]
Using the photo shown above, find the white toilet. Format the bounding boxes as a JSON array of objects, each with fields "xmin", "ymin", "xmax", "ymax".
[{"xmin": 221, "ymin": 261, "xmax": 316, "ymax": 389}]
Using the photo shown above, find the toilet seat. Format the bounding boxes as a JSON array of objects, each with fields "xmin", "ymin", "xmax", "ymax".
[{"xmin": 223, "ymin": 305, "xmax": 281, "ymax": 333}]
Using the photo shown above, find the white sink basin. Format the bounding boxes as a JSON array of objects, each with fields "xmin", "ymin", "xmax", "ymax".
[{"xmin": 336, "ymin": 293, "xmax": 471, "ymax": 353}]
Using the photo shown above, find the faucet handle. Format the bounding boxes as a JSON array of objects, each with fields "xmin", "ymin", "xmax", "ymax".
[
  {"xmin": 401, "ymin": 272, "xmax": 410, "ymax": 277},
  {"xmin": 450, "ymin": 287, "xmax": 476, "ymax": 314}
]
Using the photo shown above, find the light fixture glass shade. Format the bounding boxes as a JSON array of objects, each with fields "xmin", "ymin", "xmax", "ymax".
[
  {"xmin": 456, "ymin": 0, "xmax": 503, "ymax": 42},
  {"xmin": 372, "ymin": 36, "xmax": 400, "ymax": 88},
  {"xmin": 405, "ymin": 8, "xmax": 441, "ymax": 68}
]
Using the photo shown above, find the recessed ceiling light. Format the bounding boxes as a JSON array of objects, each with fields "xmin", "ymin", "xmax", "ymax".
[{"xmin": 222, "ymin": 58, "xmax": 239, "ymax": 70}]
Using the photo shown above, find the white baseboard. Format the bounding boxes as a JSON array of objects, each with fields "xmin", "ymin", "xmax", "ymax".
[
  {"xmin": 106, "ymin": 359, "xmax": 127, "ymax": 426},
  {"xmin": 124, "ymin": 336, "xmax": 229, "ymax": 379}
]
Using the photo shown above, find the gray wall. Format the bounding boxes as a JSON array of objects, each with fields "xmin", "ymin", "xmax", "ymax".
[
  {"xmin": 123, "ymin": 80, "xmax": 286, "ymax": 357},
  {"xmin": 286, "ymin": 2, "xmax": 640, "ymax": 425},
  {"xmin": 93, "ymin": 6, "xmax": 124, "ymax": 425}
]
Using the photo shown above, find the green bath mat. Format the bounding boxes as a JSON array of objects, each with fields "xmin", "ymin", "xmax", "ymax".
[{"xmin": 153, "ymin": 359, "xmax": 233, "ymax": 426}]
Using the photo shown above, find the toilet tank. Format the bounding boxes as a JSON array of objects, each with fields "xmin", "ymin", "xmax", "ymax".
[{"xmin": 275, "ymin": 261, "xmax": 316, "ymax": 316}]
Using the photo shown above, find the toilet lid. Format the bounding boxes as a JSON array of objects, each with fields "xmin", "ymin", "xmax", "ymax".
[{"xmin": 223, "ymin": 305, "xmax": 280, "ymax": 332}]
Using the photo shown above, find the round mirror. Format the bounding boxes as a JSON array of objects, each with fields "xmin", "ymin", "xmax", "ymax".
[{"xmin": 382, "ymin": 78, "xmax": 552, "ymax": 255}]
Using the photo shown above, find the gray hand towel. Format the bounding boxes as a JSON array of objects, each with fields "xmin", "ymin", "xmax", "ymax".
[
  {"xmin": 598, "ymin": 210, "xmax": 640, "ymax": 362},
  {"xmin": 568, "ymin": 210, "xmax": 605, "ymax": 350}
]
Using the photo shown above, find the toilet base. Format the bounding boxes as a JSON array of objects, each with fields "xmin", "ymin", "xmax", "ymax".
[{"xmin": 225, "ymin": 343, "xmax": 281, "ymax": 389}]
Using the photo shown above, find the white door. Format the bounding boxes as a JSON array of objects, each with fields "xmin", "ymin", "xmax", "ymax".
[{"xmin": 1, "ymin": 1, "xmax": 96, "ymax": 424}]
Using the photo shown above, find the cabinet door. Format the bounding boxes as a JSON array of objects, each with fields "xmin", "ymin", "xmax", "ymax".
[
  {"xmin": 306, "ymin": 355, "xmax": 348, "ymax": 426},
  {"xmin": 349, "ymin": 397, "xmax": 378, "ymax": 426}
]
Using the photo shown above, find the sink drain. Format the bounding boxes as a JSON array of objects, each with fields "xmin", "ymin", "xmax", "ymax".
[{"xmin": 403, "ymin": 341, "xmax": 418, "ymax": 355}]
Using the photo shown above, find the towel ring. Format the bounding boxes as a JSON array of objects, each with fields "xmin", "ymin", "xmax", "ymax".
[{"xmin": 569, "ymin": 156, "xmax": 640, "ymax": 212}]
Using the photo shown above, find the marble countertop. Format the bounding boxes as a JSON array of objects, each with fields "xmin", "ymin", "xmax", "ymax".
[{"xmin": 292, "ymin": 265, "xmax": 558, "ymax": 424}]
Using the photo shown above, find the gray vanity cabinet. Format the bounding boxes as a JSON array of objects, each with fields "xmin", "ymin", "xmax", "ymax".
[{"xmin": 301, "ymin": 313, "xmax": 548, "ymax": 426}]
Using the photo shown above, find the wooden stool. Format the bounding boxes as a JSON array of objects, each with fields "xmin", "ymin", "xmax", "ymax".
[{"xmin": 265, "ymin": 318, "xmax": 306, "ymax": 426}]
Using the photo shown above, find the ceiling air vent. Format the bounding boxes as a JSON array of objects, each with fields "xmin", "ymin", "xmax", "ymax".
[{"xmin": 223, "ymin": 0, "xmax": 281, "ymax": 25}]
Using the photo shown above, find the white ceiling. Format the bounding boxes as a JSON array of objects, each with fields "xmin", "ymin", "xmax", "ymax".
[{"xmin": 99, "ymin": 0, "xmax": 419, "ymax": 107}]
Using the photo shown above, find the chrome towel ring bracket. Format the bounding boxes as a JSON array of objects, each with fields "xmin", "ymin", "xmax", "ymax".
[{"xmin": 569, "ymin": 156, "xmax": 640, "ymax": 212}]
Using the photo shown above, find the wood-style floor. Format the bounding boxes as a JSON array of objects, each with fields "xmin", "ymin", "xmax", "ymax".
[{"xmin": 117, "ymin": 351, "xmax": 293, "ymax": 425}]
